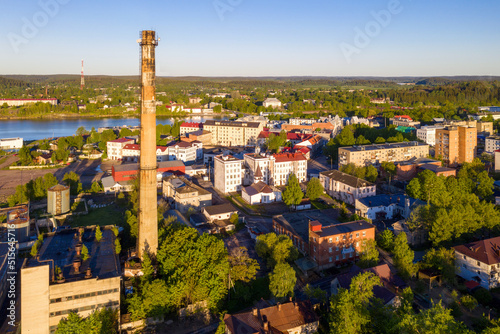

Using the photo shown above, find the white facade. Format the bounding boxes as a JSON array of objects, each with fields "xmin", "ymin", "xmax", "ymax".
[
  {"xmin": 167, "ymin": 141, "xmax": 202, "ymax": 164},
  {"xmin": 121, "ymin": 144, "xmax": 169, "ymax": 162},
  {"xmin": 106, "ymin": 138, "xmax": 135, "ymax": 161},
  {"xmin": 214, "ymin": 155, "xmax": 243, "ymax": 194},
  {"xmin": 416, "ymin": 126, "xmax": 444, "ymax": 146},
  {"xmin": 486, "ymin": 136, "xmax": 500, "ymax": 154},
  {"xmin": 242, "ymin": 182, "xmax": 282, "ymax": 205},
  {"xmin": 454, "ymin": 248, "xmax": 500, "ymax": 290},
  {"xmin": 289, "ymin": 118, "xmax": 317, "ymax": 125},
  {"xmin": 319, "ymin": 170, "xmax": 376, "ymax": 206},
  {"xmin": 0, "ymin": 137, "xmax": 23, "ymax": 149},
  {"xmin": 273, "ymin": 158, "xmax": 307, "ymax": 186},
  {"xmin": 263, "ymin": 98, "xmax": 282, "ymax": 109},
  {"xmin": 0, "ymin": 98, "xmax": 58, "ymax": 106}
]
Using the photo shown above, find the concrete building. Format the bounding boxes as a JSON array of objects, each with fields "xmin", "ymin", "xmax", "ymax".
[
  {"xmin": 203, "ymin": 203, "xmax": 238, "ymax": 222},
  {"xmin": 180, "ymin": 129, "xmax": 212, "ymax": 146},
  {"xmin": 319, "ymin": 170, "xmax": 376, "ymax": 206},
  {"xmin": 20, "ymin": 227, "xmax": 120, "ymax": 334},
  {"xmin": 485, "ymin": 136, "xmax": 500, "ymax": 154},
  {"xmin": 162, "ymin": 176, "xmax": 212, "ymax": 214},
  {"xmin": 203, "ymin": 120, "xmax": 263, "ymax": 146},
  {"xmin": 435, "ymin": 126, "xmax": 477, "ymax": 165},
  {"xmin": 106, "ymin": 138, "xmax": 135, "ymax": 161},
  {"xmin": 243, "ymin": 153, "xmax": 273, "ymax": 185},
  {"xmin": 47, "ymin": 184, "xmax": 70, "ymax": 216},
  {"xmin": 262, "ymin": 97, "xmax": 282, "ymax": 109},
  {"xmin": 395, "ymin": 157, "xmax": 455, "ymax": 181},
  {"xmin": 214, "ymin": 155, "xmax": 243, "ymax": 193},
  {"xmin": 166, "ymin": 141, "xmax": 203, "ymax": 164},
  {"xmin": 137, "ymin": 30, "xmax": 159, "ymax": 258},
  {"xmin": 338, "ymin": 142, "xmax": 429, "ymax": 167},
  {"xmin": 0, "ymin": 98, "xmax": 58, "ymax": 106},
  {"xmin": 355, "ymin": 194, "xmax": 424, "ymax": 221},
  {"xmin": 272, "ymin": 152, "xmax": 308, "ymax": 186},
  {"xmin": 224, "ymin": 301, "xmax": 319, "ymax": 334},
  {"xmin": 180, "ymin": 122, "xmax": 203, "ymax": 135},
  {"xmin": 0, "ymin": 137, "xmax": 23, "ymax": 150},
  {"xmin": 111, "ymin": 161, "xmax": 185, "ymax": 183},
  {"xmin": 454, "ymin": 237, "xmax": 500, "ymax": 290},
  {"xmin": 273, "ymin": 209, "xmax": 375, "ymax": 269},
  {"xmin": 416, "ymin": 126, "xmax": 444, "ymax": 146},
  {"xmin": 289, "ymin": 118, "xmax": 318, "ymax": 125}
]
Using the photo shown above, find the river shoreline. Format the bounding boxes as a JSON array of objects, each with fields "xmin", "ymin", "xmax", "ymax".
[{"xmin": 0, "ymin": 112, "xmax": 232, "ymax": 120}]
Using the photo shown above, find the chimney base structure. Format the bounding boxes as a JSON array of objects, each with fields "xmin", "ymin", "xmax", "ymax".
[{"xmin": 137, "ymin": 30, "xmax": 159, "ymax": 259}]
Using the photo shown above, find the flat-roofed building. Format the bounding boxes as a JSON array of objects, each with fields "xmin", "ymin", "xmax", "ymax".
[
  {"xmin": 0, "ymin": 98, "xmax": 58, "ymax": 106},
  {"xmin": 162, "ymin": 176, "xmax": 212, "ymax": 214},
  {"xmin": 338, "ymin": 142, "xmax": 429, "ymax": 167},
  {"xmin": 21, "ymin": 226, "xmax": 120, "ymax": 334},
  {"xmin": 106, "ymin": 138, "xmax": 135, "ymax": 161},
  {"xmin": 166, "ymin": 141, "xmax": 202, "ymax": 164},
  {"xmin": 435, "ymin": 126, "xmax": 477, "ymax": 165},
  {"xmin": 416, "ymin": 126, "xmax": 444, "ymax": 146},
  {"xmin": 0, "ymin": 137, "xmax": 23, "ymax": 149},
  {"xmin": 319, "ymin": 170, "xmax": 375, "ymax": 206},
  {"xmin": 272, "ymin": 152, "xmax": 308, "ymax": 186},
  {"xmin": 486, "ymin": 136, "xmax": 500, "ymax": 154},
  {"xmin": 214, "ymin": 155, "xmax": 243, "ymax": 193},
  {"xmin": 273, "ymin": 209, "xmax": 375, "ymax": 269},
  {"xmin": 203, "ymin": 120, "xmax": 263, "ymax": 146},
  {"xmin": 180, "ymin": 122, "xmax": 203, "ymax": 135}
]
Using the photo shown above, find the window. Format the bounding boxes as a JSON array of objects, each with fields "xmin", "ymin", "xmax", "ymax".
[
  {"xmin": 477, "ymin": 261, "xmax": 481, "ymax": 267},
  {"xmin": 356, "ymin": 233, "xmax": 359, "ymax": 238},
  {"xmin": 329, "ymin": 257, "xmax": 333, "ymax": 263},
  {"xmin": 336, "ymin": 255, "xmax": 339, "ymax": 261},
  {"xmin": 336, "ymin": 236, "xmax": 339, "ymax": 242},
  {"xmin": 336, "ymin": 246, "xmax": 339, "ymax": 251},
  {"xmin": 329, "ymin": 238, "xmax": 332, "ymax": 243},
  {"xmin": 362, "ymin": 231, "xmax": 366, "ymax": 237},
  {"xmin": 329, "ymin": 247, "xmax": 332, "ymax": 253}
]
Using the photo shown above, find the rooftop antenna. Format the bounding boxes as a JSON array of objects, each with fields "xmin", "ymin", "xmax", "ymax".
[{"xmin": 80, "ymin": 59, "xmax": 85, "ymax": 90}]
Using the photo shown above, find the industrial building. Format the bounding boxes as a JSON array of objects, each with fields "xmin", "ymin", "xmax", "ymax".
[
  {"xmin": 0, "ymin": 137, "xmax": 23, "ymax": 150},
  {"xmin": 20, "ymin": 226, "xmax": 121, "ymax": 334},
  {"xmin": 0, "ymin": 98, "xmax": 58, "ymax": 107},
  {"xmin": 47, "ymin": 184, "xmax": 70, "ymax": 216}
]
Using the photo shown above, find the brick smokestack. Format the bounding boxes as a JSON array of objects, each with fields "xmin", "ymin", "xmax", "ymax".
[{"xmin": 137, "ymin": 30, "xmax": 159, "ymax": 259}]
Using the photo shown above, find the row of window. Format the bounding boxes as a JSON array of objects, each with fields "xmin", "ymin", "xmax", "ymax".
[
  {"xmin": 49, "ymin": 300, "xmax": 119, "ymax": 318},
  {"xmin": 50, "ymin": 288, "xmax": 119, "ymax": 304}
]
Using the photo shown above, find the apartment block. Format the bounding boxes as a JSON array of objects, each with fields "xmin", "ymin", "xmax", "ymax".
[
  {"xmin": 121, "ymin": 144, "xmax": 169, "ymax": 162},
  {"xmin": 338, "ymin": 142, "xmax": 429, "ymax": 167},
  {"xmin": 203, "ymin": 120, "xmax": 263, "ymax": 146},
  {"xmin": 106, "ymin": 138, "xmax": 135, "ymax": 161},
  {"xmin": 273, "ymin": 209, "xmax": 375, "ymax": 270},
  {"xmin": 435, "ymin": 126, "xmax": 476, "ymax": 165},
  {"xmin": 166, "ymin": 141, "xmax": 203, "ymax": 164},
  {"xmin": 319, "ymin": 170, "xmax": 376, "ymax": 206},
  {"xmin": 272, "ymin": 152, "xmax": 308, "ymax": 186},
  {"xmin": 180, "ymin": 122, "xmax": 202, "ymax": 135},
  {"xmin": 21, "ymin": 227, "xmax": 120, "ymax": 334},
  {"xmin": 485, "ymin": 136, "xmax": 500, "ymax": 154},
  {"xmin": 214, "ymin": 155, "xmax": 244, "ymax": 193}
]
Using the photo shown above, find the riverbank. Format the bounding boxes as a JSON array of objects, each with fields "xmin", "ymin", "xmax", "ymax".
[{"xmin": 0, "ymin": 112, "xmax": 233, "ymax": 120}]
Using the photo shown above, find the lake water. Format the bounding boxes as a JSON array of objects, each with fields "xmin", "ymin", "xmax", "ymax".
[{"xmin": 0, "ymin": 115, "xmax": 228, "ymax": 140}]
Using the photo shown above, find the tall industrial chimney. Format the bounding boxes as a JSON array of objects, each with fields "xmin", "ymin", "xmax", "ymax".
[{"xmin": 137, "ymin": 30, "xmax": 159, "ymax": 259}]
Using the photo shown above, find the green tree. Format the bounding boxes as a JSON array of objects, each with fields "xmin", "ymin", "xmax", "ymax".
[
  {"xmin": 269, "ymin": 262, "xmax": 296, "ymax": 299},
  {"xmin": 393, "ymin": 232, "xmax": 416, "ymax": 279},
  {"xmin": 90, "ymin": 181, "xmax": 103, "ymax": 193},
  {"xmin": 81, "ymin": 244, "xmax": 89, "ymax": 261},
  {"xmin": 63, "ymin": 171, "xmax": 82, "ymax": 195},
  {"xmin": 229, "ymin": 213, "xmax": 239, "ymax": 225},
  {"xmin": 329, "ymin": 272, "xmax": 382, "ymax": 334},
  {"xmin": 374, "ymin": 137, "xmax": 386, "ymax": 144},
  {"xmin": 76, "ymin": 126, "xmax": 89, "ymax": 136},
  {"xmin": 423, "ymin": 247, "xmax": 456, "ymax": 284},
  {"xmin": 18, "ymin": 146, "xmax": 33, "ymax": 165},
  {"xmin": 377, "ymin": 229, "xmax": 395, "ymax": 251},
  {"xmin": 229, "ymin": 247, "xmax": 259, "ymax": 283},
  {"xmin": 55, "ymin": 313, "xmax": 89, "ymax": 334},
  {"xmin": 303, "ymin": 284, "xmax": 327, "ymax": 303},
  {"xmin": 255, "ymin": 233, "xmax": 298, "ymax": 268},
  {"xmin": 381, "ymin": 161, "xmax": 397, "ymax": 185},
  {"xmin": 355, "ymin": 135, "xmax": 371, "ymax": 145},
  {"xmin": 406, "ymin": 178, "xmax": 421, "ymax": 199},
  {"xmin": 115, "ymin": 238, "xmax": 121, "ymax": 254},
  {"xmin": 95, "ymin": 226, "xmax": 102, "ymax": 242},
  {"xmin": 306, "ymin": 177, "xmax": 324, "ymax": 201},
  {"xmin": 365, "ymin": 165, "xmax": 378, "ymax": 183},
  {"xmin": 267, "ymin": 131, "xmax": 287, "ymax": 153},
  {"xmin": 141, "ymin": 251, "xmax": 155, "ymax": 282},
  {"xmin": 357, "ymin": 239, "xmax": 379, "ymax": 269},
  {"xmin": 282, "ymin": 173, "xmax": 304, "ymax": 208}
]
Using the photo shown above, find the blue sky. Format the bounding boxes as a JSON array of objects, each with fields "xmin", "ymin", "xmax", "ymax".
[{"xmin": 0, "ymin": 0, "xmax": 499, "ymax": 77}]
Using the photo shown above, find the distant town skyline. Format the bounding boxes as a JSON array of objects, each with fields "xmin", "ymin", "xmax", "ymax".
[{"xmin": 0, "ymin": 0, "xmax": 499, "ymax": 77}]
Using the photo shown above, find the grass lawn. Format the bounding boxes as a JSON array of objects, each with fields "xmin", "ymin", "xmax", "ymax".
[
  {"xmin": 311, "ymin": 199, "xmax": 332, "ymax": 210},
  {"xmin": 69, "ymin": 205, "xmax": 124, "ymax": 228}
]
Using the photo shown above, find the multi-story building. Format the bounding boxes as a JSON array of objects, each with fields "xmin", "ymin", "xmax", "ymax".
[
  {"xmin": 243, "ymin": 153, "xmax": 273, "ymax": 185},
  {"xmin": 446, "ymin": 120, "xmax": 493, "ymax": 136},
  {"xmin": 338, "ymin": 142, "xmax": 429, "ymax": 167},
  {"xmin": 273, "ymin": 209, "xmax": 375, "ymax": 269},
  {"xmin": 20, "ymin": 227, "xmax": 121, "ymax": 334},
  {"xmin": 416, "ymin": 126, "xmax": 444, "ymax": 146},
  {"xmin": 319, "ymin": 170, "xmax": 376, "ymax": 206},
  {"xmin": 203, "ymin": 120, "xmax": 263, "ymax": 146},
  {"xmin": 435, "ymin": 126, "xmax": 477, "ymax": 165},
  {"xmin": 0, "ymin": 98, "xmax": 58, "ymax": 106},
  {"xmin": 106, "ymin": 138, "xmax": 135, "ymax": 161},
  {"xmin": 272, "ymin": 152, "xmax": 308, "ymax": 186},
  {"xmin": 289, "ymin": 118, "xmax": 318, "ymax": 125},
  {"xmin": 180, "ymin": 122, "xmax": 203, "ymax": 135},
  {"xmin": 214, "ymin": 155, "xmax": 244, "ymax": 193},
  {"xmin": 224, "ymin": 300, "xmax": 319, "ymax": 334},
  {"xmin": 121, "ymin": 144, "xmax": 169, "ymax": 162},
  {"xmin": 0, "ymin": 137, "xmax": 23, "ymax": 150},
  {"xmin": 485, "ymin": 136, "xmax": 500, "ymax": 154},
  {"xmin": 166, "ymin": 141, "xmax": 203, "ymax": 164},
  {"xmin": 162, "ymin": 176, "xmax": 212, "ymax": 214},
  {"xmin": 454, "ymin": 237, "xmax": 500, "ymax": 290}
]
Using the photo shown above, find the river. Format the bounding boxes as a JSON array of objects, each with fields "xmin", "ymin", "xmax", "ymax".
[{"xmin": 0, "ymin": 115, "xmax": 228, "ymax": 141}]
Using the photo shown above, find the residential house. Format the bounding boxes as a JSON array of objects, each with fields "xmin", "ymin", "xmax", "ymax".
[
  {"xmin": 224, "ymin": 301, "xmax": 319, "ymax": 334},
  {"xmin": 319, "ymin": 170, "xmax": 376, "ymax": 206},
  {"xmin": 355, "ymin": 194, "xmax": 424, "ymax": 221},
  {"xmin": 242, "ymin": 181, "xmax": 282, "ymax": 205},
  {"xmin": 162, "ymin": 176, "xmax": 212, "ymax": 214},
  {"xmin": 203, "ymin": 203, "xmax": 238, "ymax": 223},
  {"xmin": 454, "ymin": 237, "xmax": 500, "ymax": 290}
]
